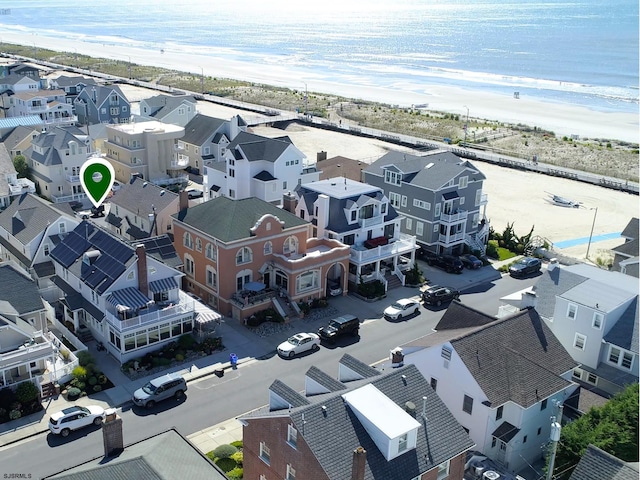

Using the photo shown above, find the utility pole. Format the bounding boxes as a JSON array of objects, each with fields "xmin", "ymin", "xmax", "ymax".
[
  {"xmin": 127, "ymin": 56, "xmax": 132, "ymax": 79},
  {"xmin": 463, "ymin": 105, "xmax": 469, "ymax": 146},
  {"xmin": 585, "ymin": 207, "xmax": 598, "ymax": 259},
  {"xmin": 303, "ymin": 82, "xmax": 308, "ymax": 119},
  {"xmin": 546, "ymin": 403, "xmax": 563, "ymax": 480},
  {"xmin": 200, "ymin": 66, "xmax": 204, "ymax": 94}
]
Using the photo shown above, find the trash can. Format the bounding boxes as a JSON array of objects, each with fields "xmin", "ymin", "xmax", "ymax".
[{"xmin": 230, "ymin": 353, "xmax": 238, "ymax": 369}]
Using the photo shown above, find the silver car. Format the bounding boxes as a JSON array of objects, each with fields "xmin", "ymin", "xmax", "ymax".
[{"xmin": 132, "ymin": 373, "xmax": 187, "ymax": 409}]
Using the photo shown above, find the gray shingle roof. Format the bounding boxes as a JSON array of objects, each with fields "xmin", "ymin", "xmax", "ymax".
[
  {"xmin": 365, "ymin": 151, "xmax": 486, "ymax": 190},
  {"xmin": 612, "ymin": 238, "xmax": 639, "ymax": 257},
  {"xmin": 532, "ymin": 267, "xmax": 589, "ymax": 319},
  {"xmin": 0, "ymin": 263, "xmax": 45, "ymax": 315},
  {"xmin": 142, "ymin": 94, "xmax": 196, "ymax": 120},
  {"xmin": 603, "ymin": 297, "xmax": 639, "ymax": 353},
  {"xmin": 434, "ymin": 301, "xmax": 496, "ymax": 330},
  {"xmin": 227, "ymin": 131, "xmax": 291, "ymax": 163},
  {"xmin": 270, "ymin": 379, "xmax": 311, "ymax": 408},
  {"xmin": 50, "ymin": 75, "xmax": 97, "ymax": 88},
  {"xmin": 181, "ymin": 113, "xmax": 227, "ymax": 145},
  {"xmin": 305, "ymin": 365, "xmax": 348, "ymax": 394},
  {"xmin": 339, "ymin": 353, "xmax": 381, "ymax": 379},
  {"xmin": 0, "ymin": 193, "xmax": 69, "ymax": 246},
  {"xmin": 620, "ymin": 218, "xmax": 639, "ymax": 240},
  {"xmin": 569, "ymin": 444, "xmax": 639, "ymax": 480},
  {"xmin": 109, "ymin": 176, "xmax": 178, "ymax": 218},
  {"xmin": 451, "ymin": 307, "xmax": 577, "ymax": 408},
  {"xmin": 287, "ymin": 364, "xmax": 474, "ymax": 480},
  {"xmin": 173, "ymin": 196, "xmax": 309, "ymax": 243},
  {"xmin": 0, "ymin": 124, "xmax": 39, "ymax": 150},
  {"xmin": 26, "ymin": 126, "xmax": 85, "ymax": 166}
]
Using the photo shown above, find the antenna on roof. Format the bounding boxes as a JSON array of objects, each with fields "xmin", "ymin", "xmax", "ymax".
[{"xmin": 422, "ymin": 396, "xmax": 428, "ymax": 419}]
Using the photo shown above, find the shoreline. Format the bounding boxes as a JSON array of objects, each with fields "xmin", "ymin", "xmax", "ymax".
[{"xmin": 4, "ymin": 30, "xmax": 639, "ymax": 144}]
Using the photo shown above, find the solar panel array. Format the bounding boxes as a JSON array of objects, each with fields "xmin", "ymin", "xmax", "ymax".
[
  {"xmin": 133, "ymin": 235, "xmax": 176, "ymax": 259},
  {"xmin": 49, "ymin": 227, "xmax": 91, "ymax": 268}
]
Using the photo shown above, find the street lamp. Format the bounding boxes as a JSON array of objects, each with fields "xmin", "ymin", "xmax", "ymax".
[
  {"xmin": 199, "ymin": 66, "xmax": 204, "ymax": 94},
  {"xmin": 585, "ymin": 207, "xmax": 598, "ymax": 259},
  {"xmin": 463, "ymin": 105, "xmax": 469, "ymax": 146},
  {"xmin": 127, "ymin": 56, "xmax": 132, "ymax": 79},
  {"xmin": 303, "ymin": 82, "xmax": 308, "ymax": 118}
]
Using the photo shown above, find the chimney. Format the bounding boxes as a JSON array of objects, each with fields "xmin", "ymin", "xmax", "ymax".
[
  {"xmin": 282, "ymin": 191, "xmax": 297, "ymax": 213},
  {"xmin": 179, "ymin": 190, "xmax": 189, "ymax": 211},
  {"xmin": 92, "ymin": 86, "xmax": 97, "ymax": 102},
  {"xmin": 136, "ymin": 244, "xmax": 148, "ymax": 297},
  {"xmin": 317, "ymin": 150, "xmax": 327, "ymax": 161},
  {"xmin": 521, "ymin": 290, "xmax": 538, "ymax": 309},
  {"xmin": 102, "ymin": 408, "xmax": 123, "ymax": 457},
  {"xmin": 547, "ymin": 258, "xmax": 559, "ymax": 271},
  {"xmin": 350, "ymin": 446, "xmax": 366, "ymax": 480}
]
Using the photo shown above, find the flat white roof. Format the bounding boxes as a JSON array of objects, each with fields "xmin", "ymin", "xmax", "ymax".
[
  {"xmin": 342, "ymin": 383, "xmax": 420, "ymax": 438},
  {"xmin": 303, "ymin": 177, "xmax": 380, "ymax": 200},
  {"xmin": 109, "ymin": 120, "xmax": 183, "ymax": 135}
]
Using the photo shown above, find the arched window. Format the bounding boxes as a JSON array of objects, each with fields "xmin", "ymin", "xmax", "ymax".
[
  {"xmin": 195, "ymin": 238, "xmax": 202, "ymax": 252},
  {"xmin": 205, "ymin": 243, "xmax": 217, "ymax": 261},
  {"xmin": 296, "ymin": 270, "xmax": 319, "ymax": 293},
  {"xmin": 184, "ymin": 253, "xmax": 195, "ymax": 275},
  {"xmin": 183, "ymin": 231, "xmax": 193, "ymax": 249},
  {"xmin": 283, "ymin": 236, "xmax": 298, "ymax": 255},
  {"xmin": 206, "ymin": 266, "xmax": 217, "ymax": 288},
  {"xmin": 236, "ymin": 247, "xmax": 252, "ymax": 265},
  {"xmin": 264, "ymin": 241, "xmax": 272, "ymax": 255}
]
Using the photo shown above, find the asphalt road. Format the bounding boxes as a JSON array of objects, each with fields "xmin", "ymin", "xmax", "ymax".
[{"xmin": 1, "ymin": 274, "xmax": 536, "ymax": 478}]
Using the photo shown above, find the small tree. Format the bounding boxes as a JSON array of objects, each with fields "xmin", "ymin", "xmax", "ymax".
[
  {"xmin": 13, "ymin": 155, "xmax": 28, "ymax": 178},
  {"xmin": 15, "ymin": 381, "xmax": 39, "ymax": 404}
]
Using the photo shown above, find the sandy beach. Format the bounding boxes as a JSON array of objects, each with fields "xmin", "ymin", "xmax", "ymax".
[{"xmin": 5, "ymin": 31, "xmax": 639, "ymax": 144}]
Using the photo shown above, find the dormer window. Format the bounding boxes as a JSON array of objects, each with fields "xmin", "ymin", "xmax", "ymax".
[
  {"xmin": 384, "ymin": 170, "xmax": 401, "ymax": 186},
  {"xmin": 351, "ymin": 210, "xmax": 357, "ymax": 222}
]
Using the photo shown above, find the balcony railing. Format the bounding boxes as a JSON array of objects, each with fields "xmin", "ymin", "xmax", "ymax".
[
  {"xmin": 0, "ymin": 340, "xmax": 55, "ymax": 370},
  {"xmin": 8, "ymin": 180, "xmax": 35, "ymax": 195},
  {"xmin": 361, "ymin": 215, "xmax": 383, "ymax": 228},
  {"xmin": 477, "ymin": 194, "xmax": 488, "ymax": 206},
  {"xmin": 438, "ymin": 231, "xmax": 466, "ymax": 244},
  {"xmin": 440, "ymin": 210, "xmax": 468, "ymax": 224},
  {"xmin": 66, "ymin": 174, "xmax": 80, "ymax": 183},
  {"xmin": 104, "ymin": 298, "xmax": 195, "ymax": 333},
  {"xmin": 350, "ymin": 233, "xmax": 416, "ymax": 263},
  {"xmin": 169, "ymin": 155, "xmax": 190, "ymax": 169},
  {"xmin": 51, "ymin": 192, "xmax": 87, "ymax": 203}
]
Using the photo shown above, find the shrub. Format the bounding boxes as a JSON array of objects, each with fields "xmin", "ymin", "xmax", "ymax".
[
  {"xmin": 230, "ymin": 440, "xmax": 243, "ymax": 449},
  {"xmin": 72, "ymin": 365, "xmax": 87, "ymax": 381},
  {"xmin": 214, "ymin": 457, "xmax": 237, "ymax": 473},
  {"xmin": 67, "ymin": 387, "xmax": 81, "ymax": 400},
  {"xmin": 88, "ymin": 376, "xmax": 98, "ymax": 386},
  {"xmin": 297, "ymin": 301, "xmax": 311, "ymax": 315},
  {"xmin": 0, "ymin": 407, "xmax": 7, "ymax": 421},
  {"xmin": 213, "ymin": 443, "xmax": 238, "ymax": 459},
  {"xmin": 175, "ymin": 353, "xmax": 184, "ymax": 362},
  {"xmin": 15, "ymin": 381, "xmax": 39, "ymax": 404},
  {"xmin": 60, "ymin": 348, "xmax": 71, "ymax": 362},
  {"xmin": 230, "ymin": 450, "xmax": 243, "ymax": 466},
  {"xmin": 93, "ymin": 385, "xmax": 102, "ymax": 392},
  {"xmin": 98, "ymin": 374, "xmax": 107, "ymax": 385},
  {"xmin": 178, "ymin": 334, "xmax": 196, "ymax": 350},
  {"xmin": 76, "ymin": 350, "xmax": 95, "ymax": 367},
  {"xmin": 9, "ymin": 410, "xmax": 21, "ymax": 420},
  {"xmin": 227, "ymin": 466, "xmax": 243, "ymax": 479}
]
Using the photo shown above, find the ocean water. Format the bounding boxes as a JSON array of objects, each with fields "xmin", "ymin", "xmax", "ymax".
[{"xmin": 1, "ymin": 0, "xmax": 638, "ymax": 114}]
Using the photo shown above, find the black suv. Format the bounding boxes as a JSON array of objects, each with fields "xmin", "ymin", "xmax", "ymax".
[
  {"xmin": 422, "ymin": 251, "xmax": 464, "ymax": 274},
  {"xmin": 317, "ymin": 315, "xmax": 359, "ymax": 343},
  {"xmin": 422, "ymin": 285, "xmax": 460, "ymax": 306}
]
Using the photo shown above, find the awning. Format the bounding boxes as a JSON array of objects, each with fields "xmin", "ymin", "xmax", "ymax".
[
  {"xmin": 106, "ymin": 287, "xmax": 152, "ymax": 310},
  {"xmin": 149, "ymin": 277, "xmax": 179, "ymax": 293},
  {"xmin": 193, "ymin": 301, "xmax": 222, "ymax": 325},
  {"xmin": 442, "ymin": 191, "xmax": 459, "ymax": 200},
  {"xmin": 492, "ymin": 421, "xmax": 520, "ymax": 443},
  {"xmin": 244, "ymin": 281, "xmax": 266, "ymax": 292}
]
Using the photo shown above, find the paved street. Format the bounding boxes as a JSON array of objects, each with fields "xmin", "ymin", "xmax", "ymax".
[{"xmin": 0, "ymin": 261, "xmax": 538, "ymax": 479}]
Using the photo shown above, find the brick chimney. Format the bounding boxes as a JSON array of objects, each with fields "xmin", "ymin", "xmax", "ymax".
[
  {"xmin": 351, "ymin": 446, "xmax": 366, "ymax": 480},
  {"xmin": 179, "ymin": 190, "xmax": 189, "ymax": 211},
  {"xmin": 136, "ymin": 244, "xmax": 148, "ymax": 297},
  {"xmin": 282, "ymin": 191, "xmax": 297, "ymax": 213},
  {"xmin": 102, "ymin": 408, "xmax": 123, "ymax": 457}
]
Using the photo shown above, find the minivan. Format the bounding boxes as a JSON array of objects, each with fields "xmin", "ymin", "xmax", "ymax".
[
  {"xmin": 317, "ymin": 314, "xmax": 359, "ymax": 343},
  {"xmin": 132, "ymin": 372, "xmax": 187, "ymax": 408}
]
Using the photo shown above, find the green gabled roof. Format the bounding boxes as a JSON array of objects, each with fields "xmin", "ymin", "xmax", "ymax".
[{"xmin": 173, "ymin": 196, "xmax": 309, "ymax": 243}]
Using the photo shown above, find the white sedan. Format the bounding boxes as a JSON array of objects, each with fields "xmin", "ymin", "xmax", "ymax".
[
  {"xmin": 48, "ymin": 405, "xmax": 106, "ymax": 437},
  {"xmin": 277, "ymin": 332, "xmax": 321, "ymax": 358},
  {"xmin": 383, "ymin": 298, "xmax": 421, "ymax": 320}
]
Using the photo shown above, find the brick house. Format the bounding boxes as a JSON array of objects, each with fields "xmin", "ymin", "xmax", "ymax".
[
  {"xmin": 172, "ymin": 196, "xmax": 350, "ymax": 321},
  {"xmin": 240, "ymin": 354, "xmax": 475, "ymax": 480}
]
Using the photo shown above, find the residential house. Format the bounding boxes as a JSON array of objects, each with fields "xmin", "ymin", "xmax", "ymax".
[
  {"xmin": 49, "ymin": 220, "xmax": 194, "ymax": 364},
  {"xmin": 517, "ymin": 262, "xmax": 639, "ymax": 396},
  {"xmin": 182, "ymin": 114, "xmax": 247, "ymax": 176},
  {"xmin": 137, "ymin": 94, "xmax": 198, "ymax": 127},
  {"xmin": 102, "ymin": 120, "xmax": 185, "ymax": 185},
  {"xmin": 24, "ymin": 125, "xmax": 91, "ymax": 203},
  {"xmin": 611, "ymin": 217, "xmax": 638, "ymax": 278},
  {"xmin": 74, "ymin": 84, "xmax": 130, "ymax": 126},
  {"xmin": 0, "ymin": 193, "xmax": 78, "ymax": 293},
  {"xmin": 2, "ymin": 89, "xmax": 76, "ymax": 127},
  {"xmin": 172, "ymin": 196, "xmax": 350, "ymax": 320},
  {"xmin": 106, "ymin": 176, "xmax": 180, "ymax": 240},
  {"xmin": 0, "ymin": 72, "xmax": 40, "ymax": 95},
  {"xmin": 203, "ymin": 130, "xmax": 319, "ymax": 206},
  {"xmin": 363, "ymin": 151, "xmax": 489, "ymax": 255},
  {"xmin": 0, "ymin": 143, "xmax": 35, "ymax": 210},
  {"xmin": 47, "ymin": 75, "xmax": 97, "ymax": 104},
  {"xmin": 5, "ymin": 63, "xmax": 44, "ymax": 83},
  {"xmin": 318, "ymin": 154, "xmax": 366, "ymax": 182},
  {"xmin": 0, "ymin": 262, "xmax": 72, "ymax": 395},
  {"xmin": 289, "ymin": 177, "xmax": 418, "ymax": 290},
  {"xmin": 0, "ymin": 116, "xmax": 43, "ymax": 139},
  {"xmin": 239, "ymin": 354, "xmax": 475, "ymax": 480},
  {"xmin": 45, "ymin": 426, "xmax": 228, "ymax": 480},
  {"xmin": 131, "ymin": 234, "xmax": 183, "ymax": 271},
  {"xmin": 403, "ymin": 303, "xmax": 578, "ymax": 473},
  {"xmin": 568, "ymin": 444, "xmax": 639, "ymax": 480},
  {"xmin": 1, "ymin": 124, "xmax": 40, "ymax": 158}
]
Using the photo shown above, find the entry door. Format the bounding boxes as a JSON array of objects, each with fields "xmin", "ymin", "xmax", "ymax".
[{"xmin": 497, "ymin": 440, "xmax": 507, "ymax": 463}]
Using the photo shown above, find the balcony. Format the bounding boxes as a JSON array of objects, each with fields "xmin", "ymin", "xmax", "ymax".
[
  {"xmin": 438, "ymin": 231, "xmax": 466, "ymax": 244},
  {"xmin": 440, "ymin": 209, "xmax": 468, "ymax": 224},
  {"xmin": 43, "ymin": 115, "xmax": 77, "ymax": 126},
  {"xmin": 360, "ymin": 215, "xmax": 383, "ymax": 228},
  {"xmin": 66, "ymin": 174, "xmax": 80, "ymax": 183},
  {"xmin": 169, "ymin": 154, "xmax": 190, "ymax": 170},
  {"xmin": 477, "ymin": 193, "xmax": 488, "ymax": 206},
  {"xmin": 350, "ymin": 233, "xmax": 416, "ymax": 264},
  {"xmin": 104, "ymin": 294, "xmax": 195, "ymax": 333},
  {"xmin": 8, "ymin": 179, "xmax": 36, "ymax": 195},
  {"xmin": 51, "ymin": 192, "xmax": 87, "ymax": 203}
]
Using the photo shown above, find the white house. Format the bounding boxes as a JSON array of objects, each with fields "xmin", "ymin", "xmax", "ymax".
[{"xmin": 403, "ymin": 303, "xmax": 578, "ymax": 473}]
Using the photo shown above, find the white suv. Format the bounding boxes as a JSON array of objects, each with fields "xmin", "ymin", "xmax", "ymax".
[{"xmin": 48, "ymin": 405, "xmax": 106, "ymax": 437}]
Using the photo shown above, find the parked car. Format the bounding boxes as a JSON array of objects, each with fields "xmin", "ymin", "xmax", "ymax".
[
  {"xmin": 459, "ymin": 253, "xmax": 483, "ymax": 269},
  {"xmin": 277, "ymin": 332, "xmax": 321, "ymax": 358},
  {"xmin": 317, "ymin": 314, "xmax": 359, "ymax": 343},
  {"xmin": 327, "ymin": 279, "xmax": 343, "ymax": 297},
  {"xmin": 187, "ymin": 189, "xmax": 204, "ymax": 199},
  {"xmin": 424, "ymin": 253, "xmax": 464, "ymax": 274},
  {"xmin": 48, "ymin": 405, "xmax": 106, "ymax": 437},
  {"xmin": 422, "ymin": 285, "xmax": 460, "ymax": 306},
  {"xmin": 132, "ymin": 372, "xmax": 187, "ymax": 409},
  {"xmin": 509, "ymin": 257, "xmax": 542, "ymax": 277},
  {"xmin": 383, "ymin": 298, "xmax": 421, "ymax": 320},
  {"xmin": 111, "ymin": 181, "xmax": 122, "ymax": 191}
]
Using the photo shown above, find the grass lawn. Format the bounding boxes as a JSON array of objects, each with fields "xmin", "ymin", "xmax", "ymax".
[{"xmin": 496, "ymin": 247, "xmax": 517, "ymax": 261}]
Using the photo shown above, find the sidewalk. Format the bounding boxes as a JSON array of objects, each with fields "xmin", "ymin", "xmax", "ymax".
[{"xmin": 0, "ymin": 265, "xmax": 504, "ymax": 454}]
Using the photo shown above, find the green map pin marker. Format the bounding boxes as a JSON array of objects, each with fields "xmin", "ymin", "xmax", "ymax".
[{"xmin": 80, "ymin": 157, "xmax": 115, "ymax": 208}]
